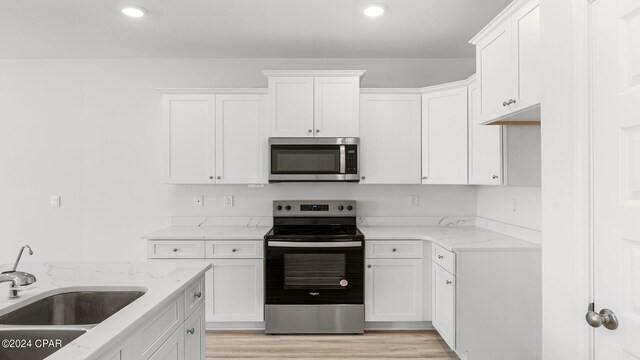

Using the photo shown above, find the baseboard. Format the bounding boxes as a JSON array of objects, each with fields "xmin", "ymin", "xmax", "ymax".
[{"xmin": 206, "ymin": 321, "xmax": 435, "ymax": 331}]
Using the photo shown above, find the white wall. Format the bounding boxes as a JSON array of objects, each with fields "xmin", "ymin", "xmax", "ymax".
[
  {"xmin": 476, "ymin": 186, "xmax": 541, "ymax": 231},
  {"xmin": 0, "ymin": 58, "xmax": 475, "ymax": 264}
]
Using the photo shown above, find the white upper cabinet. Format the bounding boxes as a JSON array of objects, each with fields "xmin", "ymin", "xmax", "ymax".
[
  {"xmin": 267, "ymin": 76, "xmax": 315, "ymax": 137},
  {"xmin": 215, "ymin": 94, "xmax": 267, "ymax": 184},
  {"xmin": 163, "ymin": 94, "xmax": 216, "ymax": 184},
  {"xmin": 470, "ymin": 0, "xmax": 540, "ymax": 124},
  {"xmin": 313, "ymin": 77, "xmax": 360, "ymax": 137},
  {"xmin": 359, "ymin": 92, "xmax": 422, "ymax": 184},
  {"xmin": 265, "ymin": 71, "xmax": 364, "ymax": 138},
  {"xmin": 468, "ymin": 80, "xmax": 503, "ymax": 185},
  {"xmin": 162, "ymin": 90, "xmax": 267, "ymax": 185},
  {"xmin": 421, "ymin": 83, "xmax": 469, "ymax": 185}
]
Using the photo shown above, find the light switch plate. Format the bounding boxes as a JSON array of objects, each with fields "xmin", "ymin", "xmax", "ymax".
[
  {"xmin": 50, "ymin": 196, "xmax": 61, "ymax": 208},
  {"xmin": 224, "ymin": 195, "xmax": 234, "ymax": 207},
  {"xmin": 193, "ymin": 196, "xmax": 204, "ymax": 207}
]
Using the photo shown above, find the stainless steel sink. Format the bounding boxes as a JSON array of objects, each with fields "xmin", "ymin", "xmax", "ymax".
[
  {"xmin": 0, "ymin": 328, "xmax": 87, "ymax": 360},
  {"xmin": 0, "ymin": 291, "xmax": 145, "ymax": 326}
]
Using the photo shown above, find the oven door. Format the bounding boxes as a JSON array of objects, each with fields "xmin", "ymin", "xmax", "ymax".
[{"xmin": 265, "ymin": 240, "xmax": 364, "ymax": 305}]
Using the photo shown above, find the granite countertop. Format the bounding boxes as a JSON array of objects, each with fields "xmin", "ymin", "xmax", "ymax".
[
  {"xmin": 0, "ymin": 262, "xmax": 211, "ymax": 360},
  {"xmin": 143, "ymin": 225, "xmax": 538, "ymax": 252}
]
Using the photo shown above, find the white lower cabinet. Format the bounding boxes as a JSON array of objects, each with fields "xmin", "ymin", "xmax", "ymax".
[
  {"xmin": 206, "ymin": 258, "xmax": 264, "ymax": 322},
  {"xmin": 365, "ymin": 241, "xmax": 423, "ymax": 322},
  {"xmin": 148, "ymin": 325, "xmax": 185, "ymax": 360},
  {"xmin": 184, "ymin": 303, "xmax": 205, "ymax": 360},
  {"xmin": 432, "ymin": 263, "xmax": 456, "ymax": 349}
]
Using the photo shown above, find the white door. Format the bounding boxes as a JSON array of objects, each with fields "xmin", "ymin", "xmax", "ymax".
[
  {"xmin": 359, "ymin": 94, "xmax": 422, "ymax": 184},
  {"xmin": 421, "ymin": 86, "xmax": 468, "ymax": 185},
  {"xmin": 477, "ymin": 23, "xmax": 514, "ymax": 123},
  {"xmin": 432, "ymin": 264, "xmax": 455, "ymax": 349},
  {"xmin": 511, "ymin": 0, "xmax": 541, "ymax": 112},
  {"xmin": 468, "ymin": 81, "xmax": 503, "ymax": 185},
  {"xmin": 365, "ymin": 258, "xmax": 423, "ymax": 322},
  {"xmin": 268, "ymin": 77, "xmax": 314, "ymax": 137},
  {"xmin": 215, "ymin": 94, "xmax": 267, "ymax": 184},
  {"xmin": 313, "ymin": 77, "xmax": 360, "ymax": 137},
  {"xmin": 591, "ymin": 0, "xmax": 640, "ymax": 358},
  {"xmin": 206, "ymin": 259, "xmax": 264, "ymax": 322},
  {"xmin": 184, "ymin": 304, "xmax": 205, "ymax": 360},
  {"xmin": 163, "ymin": 94, "xmax": 215, "ymax": 184}
]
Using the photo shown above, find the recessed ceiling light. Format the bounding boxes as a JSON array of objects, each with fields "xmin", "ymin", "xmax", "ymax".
[
  {"xmin": 364, "ymin": 5, "xmax": 385, "ymax": 17},
  {"xmin": 121, "ymin": 6, "xmax": 147, "ymax": 18}
]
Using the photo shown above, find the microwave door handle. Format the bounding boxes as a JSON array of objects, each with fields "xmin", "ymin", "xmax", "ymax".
[
  {"xmin": 268, "ymin": 241, "xmax": 361, "ymax": 248},
  {"xmin": 340, "ymin": 145, "xmax": 346, "ymax": 174}
]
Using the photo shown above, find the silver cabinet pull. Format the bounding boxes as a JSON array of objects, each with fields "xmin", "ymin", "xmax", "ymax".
[
  {"xmin": 232, "ymin": 248, "xmax": 237, "ymax": 253},
  {"xmin": 367, "ymin": 265, "xmax": 372, "ymax": 268},
  {"xmin": 446, "ymin": 280, "xmax": 452, "ymax": 285},
  {"xmin": 307, "ymin": 129, "xmax": 313, "ymax": 133},
  {"xmin": 361, "ymin": 176, "xmax": 366, "ymax": 180},
  {"xmin": 422, "ymin": 176, "xmax": 427, "ymax": 180},
  {"xmin": 194, "ymin": 291, "xmax": 202, "ymax": 299},
  {"xmin": 217, "ymin": 176, "xmax": 221, "ymax": 179},
  {"xmin": 187, "ymin": 328, "xmax": 195, "ymax": 335},
  {"xmin": 172, "ymin": 248, "xmax": 179, "ymax": 253},
  {"xmin": 315, "ymin": 129, "xmax": 320, "ymax": 133},
  {"xmin": 209, "ymin": 176, "xmax": 214, "ymax": 180},
  {"xmin": 438, "ymin": 255, "xmax": 444, "ymax": 259},
  {"xmin": 503, "ymin": 101, "xmax": 509, "ymax": 107},
  {"xmin": 392, "ymin": 248, "xmax": 397, "ymax": 252},
  {"xmin": 586, "ymin": 308, "xmax": 618, "ymax": 330},
  {"xmin": 492, "ymin": 175, "xmax": 499, "ymax": 179}
]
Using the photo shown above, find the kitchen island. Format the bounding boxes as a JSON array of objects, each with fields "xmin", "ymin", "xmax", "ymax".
[{"xmin": 0, "ymin": 262, "xmax": 210, "ymax": 360}]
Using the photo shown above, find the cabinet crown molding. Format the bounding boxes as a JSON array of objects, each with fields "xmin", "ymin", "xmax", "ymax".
[
  {"xmin": 157, "ymin": 88, "xmax": 267, "ymax": 94},
  {"xmin": 420, "ymin": 79, "xmax": 472, "ymax": 94},
  {"xmin": 469, "ymin": 0, "xmax": 537, "ymax": 45},
  {"xmin": 262, "ymin": 70, "xmax": 366, "ymax": 78}
]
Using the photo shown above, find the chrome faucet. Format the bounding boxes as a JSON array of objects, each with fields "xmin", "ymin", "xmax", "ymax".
[{"xmin": 1, "ymin": 245, "xmax": 36, "ymax": 298}]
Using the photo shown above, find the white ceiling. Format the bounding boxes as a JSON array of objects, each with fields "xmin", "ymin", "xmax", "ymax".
[{"xmin": 0, "ymin": 0, "xmax": 513, "ymax": 58}]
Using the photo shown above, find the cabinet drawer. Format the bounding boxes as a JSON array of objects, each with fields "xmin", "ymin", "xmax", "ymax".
[
  {"xmin": 184, "ymin": 276, "xmax": 205, "ymax": 319},
  {"xmin": 366, "ymin": 241, "xmax": 423, "ymax": 259},
  {"xmin": 432, "ymin": 243, "xmax": 455, "ymax": 274},
  {"xmin": 140, "ymin": 297, "xmax": 184, "ymax": 359},
  {"xmin": 205, "ymin": 240, "xmax": 263, "ymax": 259},
  {"xmin": 147, "ymin": 241, "xmax": 205, "ymax": 259}
]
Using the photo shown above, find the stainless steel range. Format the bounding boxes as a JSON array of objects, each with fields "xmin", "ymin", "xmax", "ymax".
[{"xmin": 264, "ymin": 200, "xmax": 365, "ymax": 334}]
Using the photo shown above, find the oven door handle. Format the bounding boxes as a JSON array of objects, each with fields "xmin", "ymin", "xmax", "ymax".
[{"xmin": 268, "ymin": 241, "xmax": 362, "ymax": 248}]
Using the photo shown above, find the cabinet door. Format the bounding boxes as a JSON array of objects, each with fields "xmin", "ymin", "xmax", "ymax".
[
  {"xmin": 468, "ymin": 82, "xmax": 503, "ymax": 185},
  {"xmin": 268, "ymin": 77, "xmax": 314, "ymax": 137},
  {"xmin": 432, "ymin": 264, "xmax": 455, "ymax": 350},
  {"xmin": 163, "ymin": 95, "xmax": 215, "ymax": 184},
  {"xmin": 313, "ymin": 77, "xmax": 360, "ymax": 137},
  {"xmin": 206, "ymin": 259, "xmax": 264, "ymax": 322},
  {"xmin": 147, "ymin": 325, "xmax": 185, "ymax": 360},
  {"xmin": 511, "ymin": 0, "xmax": 541, "ymax": 111},
  {"xmin": 184, "ymin": 303, "xmax": 205, "ymax": 360},
  {"xmin": 215, "ymin": 94, "xmax": 267, "ymax": 184},
  {"xmin": 421, "ymin": 87, "xmax": 468, "ymax": 184},
  {"xmin": 365, "ymin": 258, "xmax": 423, "ymax": 322},
  {"xmin": 477, "ymin": 23, "xmax": 514, "ymax": 123},
  {"xmin": 359, "ymin": 94, "xmax": 422, "ymax": 184}
]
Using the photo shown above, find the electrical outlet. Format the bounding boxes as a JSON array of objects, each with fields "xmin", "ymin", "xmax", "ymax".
[
  {"xmin": 224, "ymin": 195, "xmax": 234, "ymax": 207},
  {"xmin": 50, "ymin": 195, "xmax": 61, "ymax": 208},
  {"xmin": 410, "ymin": 195, "xmax": 419, "ymax": 207},
  {"xmin": 193, "ymin": 196, "xmax": 204, "ymax": 207}
]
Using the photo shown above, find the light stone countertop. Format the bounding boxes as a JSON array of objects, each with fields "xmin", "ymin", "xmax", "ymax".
[
  {"xmin": 0, "ymin": 262, "xmax": 211, "ymax": 360},
  {"xmin": 143, "ymin": 225, "xmax": 539, "ymax": 252}
]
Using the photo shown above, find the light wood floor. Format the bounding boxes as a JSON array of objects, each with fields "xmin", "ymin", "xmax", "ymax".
[{"xmin": 206, "ymin": 331, "xmax": 459, "ymax": 359}]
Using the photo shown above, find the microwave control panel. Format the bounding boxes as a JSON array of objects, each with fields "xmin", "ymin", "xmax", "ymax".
[{"xmin": 345, "ymin": 145, "xmax": 358, "ymax": 174}]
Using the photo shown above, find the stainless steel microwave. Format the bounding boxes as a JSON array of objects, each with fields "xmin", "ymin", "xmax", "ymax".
[{"xmin": 269, "ymin": 137, "xmax": 359, "ymax": 182}]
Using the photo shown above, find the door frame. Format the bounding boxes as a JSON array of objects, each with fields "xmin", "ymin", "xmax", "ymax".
[{"xmin": 541, "ymin": 0, "xmax": 594, "ymax": 358}]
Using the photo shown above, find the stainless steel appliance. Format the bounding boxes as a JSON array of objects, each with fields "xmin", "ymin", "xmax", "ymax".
[
  {"xmin": 269, "ymin": 137, "xmax": 359, "ymax": 182},
  {"xmin": 264, "ymin": 200, "xmax": 365, "ymax": 334}
]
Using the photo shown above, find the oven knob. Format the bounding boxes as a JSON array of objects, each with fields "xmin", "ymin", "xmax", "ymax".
[
  {"xmin": 347, "ymin": 205, "xmax": 353, "ymax": 211},
  {"xmin": 340, "ymin": 279, "xmax": 348, "ymax": 287},
  {"xmin": 338, "ymin": 205, "xmax": 344, "ymax": 211},
  {"xmin": 276, "ymin": 205, "xmax": 283, "ymax": 211},
  {"xmin": 285, "ymin": 205, "xmax": 291, "ymax": 211}
]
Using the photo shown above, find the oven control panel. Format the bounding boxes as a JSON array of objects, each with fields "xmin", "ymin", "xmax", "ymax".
[{"xmin": 273, "ymin": 200, "xmax": 356, "ymax": 217}]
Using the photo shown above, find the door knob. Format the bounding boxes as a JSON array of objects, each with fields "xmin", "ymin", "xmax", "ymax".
[{"xmin": 586, "ymin": 308, "xmax": 618, "ymax": 330}]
